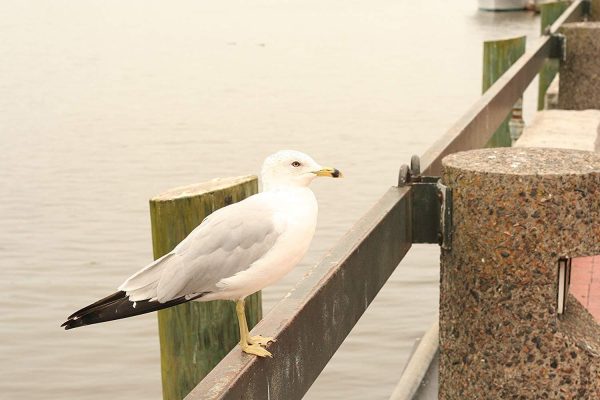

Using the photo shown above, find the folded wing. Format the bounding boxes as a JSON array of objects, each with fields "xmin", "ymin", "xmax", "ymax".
[{"xmin": 62, "ymin": 194, "xmax": 283, "ymax": 329}]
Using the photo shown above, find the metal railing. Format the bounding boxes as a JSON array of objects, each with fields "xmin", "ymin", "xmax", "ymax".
[{"xmin": 185, "ymin": 2, "xmax": 587, "ymax": 399}]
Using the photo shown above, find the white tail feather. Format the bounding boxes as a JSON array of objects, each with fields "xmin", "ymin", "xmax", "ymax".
[{"xmin": 118, "ymin": 253, "xmax": 177, "ymax": 301}]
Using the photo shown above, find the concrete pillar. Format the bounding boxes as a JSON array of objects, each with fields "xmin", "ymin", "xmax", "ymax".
[
  {"xmin": 592, "ymin": 0, "xmax": 600, "ymax": 21},
  {"xmin": 439, "ymin": 147, "xmax": 600, "ymax": 399},
  {"xmin": 558, "ymin": 22, "xmax": 600, "ymax": 109}
]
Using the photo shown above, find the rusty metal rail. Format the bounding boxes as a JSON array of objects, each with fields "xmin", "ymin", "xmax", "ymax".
[{"xmin": 185, "ymin": 2, "xmax": 586, "ymax": 399}]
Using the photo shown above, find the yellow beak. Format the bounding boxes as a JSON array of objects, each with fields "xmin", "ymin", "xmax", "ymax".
[{"xmin": 314, "ymin": 167, "xmax": 343, "ymax": 178}]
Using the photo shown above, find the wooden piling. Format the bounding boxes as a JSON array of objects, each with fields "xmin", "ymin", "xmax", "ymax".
[
  {"xmin": 482, "ymin": 36, "xmax": 526, "ymax": 147},
  {"xmin": 149, "ymin": 176, "xmax": 262, "ymax": 400},
  {"xmin": 538, "ymin": 1, "xmax": 569, "ymax": 110}
]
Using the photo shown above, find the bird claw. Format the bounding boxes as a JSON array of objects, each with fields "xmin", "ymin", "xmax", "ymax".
[
  {"xmin": 248, "ymin": 335, "xmax": 276, "ymax": 346},
  {"xmin": 241, "ymin": 343, "xmax": 272, "ymax": 358}
]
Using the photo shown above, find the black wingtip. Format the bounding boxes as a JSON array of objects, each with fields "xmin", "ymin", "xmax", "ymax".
[
  {"xmin": 61, "ymin": 291, "xmax": 128, "ymax": 330},
  {"xmin": 61, "ymin": 319, "xmax": 80, "ymax": 330},
  {"xmin": 66, "ymin": 291, "xmax": 127, "ymax": 320},
  {"xmin": 61, "ymin": 292, "xmax": 207, "ymax": 330},
  {"xmin": 61, "ymin": 315, "xmax": 87, "ymax": 330},
  {"xmin": 62, "ymin": 322, "xmax": 73, "ymax": 330}
]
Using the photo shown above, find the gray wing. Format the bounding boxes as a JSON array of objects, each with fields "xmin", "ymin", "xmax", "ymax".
[{"xmin": 119, "ymin": 194, "xmax": 282, "ymax": 303}]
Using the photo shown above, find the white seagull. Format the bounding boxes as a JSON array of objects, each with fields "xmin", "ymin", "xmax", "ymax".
[{"xmin": 62, "ymin": 150, "xmax": 342, "ymax": 357}]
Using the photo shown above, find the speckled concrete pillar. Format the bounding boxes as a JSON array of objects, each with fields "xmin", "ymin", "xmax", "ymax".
[
  {"xmin": 558, "ymin": 22, "xmax": 600, "ymax": 109},
  {"xmin": 592, "ymin": 0, "xmax": 600, "ymax": 21},
  {"xmin": 439, "ymin": 148, "xmax": 600, "ymax": 399}
]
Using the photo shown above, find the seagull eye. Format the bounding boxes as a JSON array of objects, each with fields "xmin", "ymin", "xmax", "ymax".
[{"xmin": 291, "ymin": 161, "xmax": 301, "ymax": 167}]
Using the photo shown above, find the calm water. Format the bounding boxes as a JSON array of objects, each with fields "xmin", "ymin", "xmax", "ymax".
[{"xmin": 0, "ymin": 1, "xmax": 540, "ymax": 399}]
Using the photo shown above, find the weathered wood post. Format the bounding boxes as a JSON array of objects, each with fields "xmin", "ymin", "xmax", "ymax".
[
  {"xmin": 150, "ymin": 176, "xmax": 263, "ymax": 400},
  {"xmin": 439, "ymin": 147, "xmax": 600, "ymax": 399},
  {"xmin": 482, "ymin": 36, "xmax": 526, "ymax": 147},
  {"xmin": 538, "ymin": 1, "xmax": 569, "ymax": 110}
]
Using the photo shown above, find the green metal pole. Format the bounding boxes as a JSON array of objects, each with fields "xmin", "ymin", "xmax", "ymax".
[
  {"xmin": 482, "ymin": 36, "xmax": 526, "ymax": 147},
  {"xmin": 149, "ymin": 176, "xmax": 262, "ymax": 400},
  {"xmin": 538, "ymin": 1, "xmax": 569, "ymax": 110}
]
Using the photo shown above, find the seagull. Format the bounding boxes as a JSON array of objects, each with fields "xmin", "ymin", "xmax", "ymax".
[{"xmin": 62, "ymin": 150, "xmax": 342, "ymax": 358}]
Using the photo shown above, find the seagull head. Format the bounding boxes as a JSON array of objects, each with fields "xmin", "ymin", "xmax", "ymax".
[{"xmin": 261, "ymin": 150, "xmax": 342, "ymax": 190}]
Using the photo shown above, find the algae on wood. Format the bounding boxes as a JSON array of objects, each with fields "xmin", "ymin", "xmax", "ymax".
[
  {"xmin": 150, "ymin": 176, "xmax": 262, "ymax": 400},
  {"xmin": 482, "ymin": 36, "xmax": 526, "ymax": 147},
  {"xmin": 538, "ymin": 1, "xmax": 569, "ymax": 110}
]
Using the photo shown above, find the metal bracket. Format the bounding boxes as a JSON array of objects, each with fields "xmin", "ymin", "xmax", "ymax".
[
  {"xmin": 548, "ymin": 32, "xmax": 567, "ymax": 62},
  {"xmin": 438, "ymin": 180, "xmax": 452, "ymax": 251},
  {"xmin": 398, "ymin": 155, "xmax": 453, "ymax": 250}
]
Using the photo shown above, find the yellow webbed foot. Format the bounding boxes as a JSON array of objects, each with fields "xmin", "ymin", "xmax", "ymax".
[
  {"xmin": 241, "ymin": 343, "xmax": 272, "ymax": 358},
  {"xmin": 248, "ymin": 335, "xmax": 276, "ymax": 347}
]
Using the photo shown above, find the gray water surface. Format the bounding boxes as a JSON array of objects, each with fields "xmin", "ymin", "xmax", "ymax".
[{"xmin": 0, "ymin": 1, "xmax": 540, "ymax": 399}]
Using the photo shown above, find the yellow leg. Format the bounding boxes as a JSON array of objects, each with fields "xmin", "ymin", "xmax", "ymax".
[
  {"xmin": 239, "ymin": 300, "xmax": 276, "ymax": 346},
  {"xmin": 235, "ymin": 299, "xmax": 272, "ymax": 358},
  {"xmin": 235, "ymin": 299, "xmax": 275, "ymax": 345}
]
